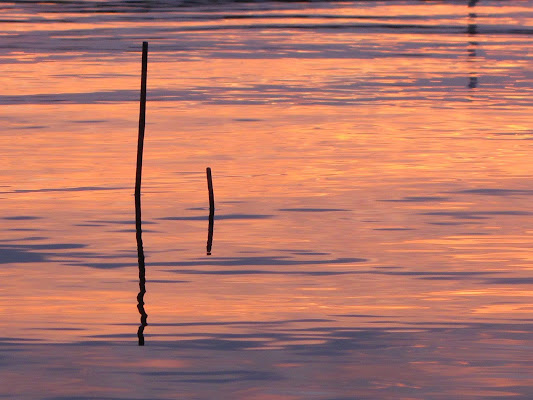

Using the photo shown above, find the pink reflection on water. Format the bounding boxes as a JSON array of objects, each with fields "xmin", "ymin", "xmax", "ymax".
[{"xmin": 0, "ymin": 0, "xmax": 532, "ymax": 398}]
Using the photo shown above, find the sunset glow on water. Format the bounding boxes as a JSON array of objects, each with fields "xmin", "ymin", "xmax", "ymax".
[{"xmin": 1, "ymin": 1, "xmax": 532, "ymax": 399}]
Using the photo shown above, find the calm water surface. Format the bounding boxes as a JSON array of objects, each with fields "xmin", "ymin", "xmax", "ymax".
[{"xmin": 1, "ymin": 0, "xmax": 532, "ymax": 399}]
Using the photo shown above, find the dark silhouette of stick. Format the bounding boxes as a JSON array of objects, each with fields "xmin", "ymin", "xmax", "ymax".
[
  {"xmin": 135, "ymin": 41, "xmax": 148, "ymax": 207},
  {"xmin": 135, "ymin": 41, "xmax": 148, "ymax": 346},
  {"xmin": 206, "ymin": 167, "xmax": 215, "ymax": 255}
]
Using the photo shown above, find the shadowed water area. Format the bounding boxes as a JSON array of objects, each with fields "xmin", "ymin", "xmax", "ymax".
[{"xmin": 1, "ymin": 0, "xmax": 532, "ymax": 399}]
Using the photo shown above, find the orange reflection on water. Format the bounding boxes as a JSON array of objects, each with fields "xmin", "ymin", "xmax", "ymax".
[{"xmin": 0, "ymin": 0, "xmax": 531, "ymax": 355}]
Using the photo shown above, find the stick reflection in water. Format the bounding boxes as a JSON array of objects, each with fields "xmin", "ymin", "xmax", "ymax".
[
  {"xmin": 135, "ymin": 41, "xmax": 149, "ymax": 346},
  {"xmin": 467, "ymin": 0, "xmax": 479, "ymax": 88},
  {"xmin": 206, "ymin": 167, "xmax": 215, "ymax": 256}
]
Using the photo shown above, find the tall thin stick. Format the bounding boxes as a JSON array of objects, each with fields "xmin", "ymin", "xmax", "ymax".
[
  {"xmin": 135, "ymin": 41, "xmax": 148, "ymax": 346},
  {"xmin": 206, "ymin": 167, "xmax": 215, "ymax": 255},
  {"xmin": 135, "ymin": 41, "xmax": 148, "ymax": 207}
]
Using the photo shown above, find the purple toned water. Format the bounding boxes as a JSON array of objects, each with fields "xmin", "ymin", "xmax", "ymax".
[{"xmin": 1, "ymin": 1, "xmax": 532, "ymax": 399}]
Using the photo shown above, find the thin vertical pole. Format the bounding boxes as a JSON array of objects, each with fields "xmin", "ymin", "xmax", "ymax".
[
  {"xmin": 206, "ymin": 167, "xmax": 215, "ymax": 215},
  {"xmin": 206, "ymin": 167, "xmax": 215, "ymax": 255},
  {"xmin": 135, "ymin": 41, "xmax": 148, "ymax": 209},
  {"xmin": 135, "ymin": 41, "xmax": 148, "ymax": 346}
]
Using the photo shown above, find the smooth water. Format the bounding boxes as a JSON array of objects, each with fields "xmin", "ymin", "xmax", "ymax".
[{"xmin": 1, "ymin": 1, "xmax": 532, "ymax": 399}]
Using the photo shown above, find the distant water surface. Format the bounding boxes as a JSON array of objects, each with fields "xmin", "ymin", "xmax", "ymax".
[{"xmin": 0, "ymin": 1, "xmax": 532, "ymax": 399}]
